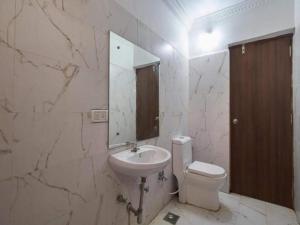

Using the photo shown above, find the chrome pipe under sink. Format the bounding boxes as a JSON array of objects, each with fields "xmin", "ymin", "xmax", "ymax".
[{"xmin": 127, "ymin": 177, "xmax": 147, "ymax": 224}]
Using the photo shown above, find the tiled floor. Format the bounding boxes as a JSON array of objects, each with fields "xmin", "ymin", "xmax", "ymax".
[{"xmin": 149, "ymin": 193, "xmax": 299, "ymax": 225}]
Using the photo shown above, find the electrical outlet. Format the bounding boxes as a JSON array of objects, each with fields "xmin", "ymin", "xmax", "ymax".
[{"xmin": 90, "ymin": 110, "xmax": 108, "ymax": 123}]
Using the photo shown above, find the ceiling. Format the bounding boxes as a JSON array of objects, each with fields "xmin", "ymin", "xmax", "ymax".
[
  {"xmin": 163, "ymin": 0, "xmax": 247, "ymax": 27},
  {"xmin": 178, "ymin": 0, "xmax": 246, "ymax": 20}
]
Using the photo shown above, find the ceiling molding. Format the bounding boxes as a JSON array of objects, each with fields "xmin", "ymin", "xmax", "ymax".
[
  {"xmin": 162, "ymin": 0, "xmax": 192, "ymax": 28},
  {"xmin": 191, "ymin": 0, "xmax": 273, "ymax": 29}
]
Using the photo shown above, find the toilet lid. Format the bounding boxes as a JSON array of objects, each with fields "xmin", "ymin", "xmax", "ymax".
[{"xmin": 188, "ymin": 161, "xmax": 225, "ymax": 178}]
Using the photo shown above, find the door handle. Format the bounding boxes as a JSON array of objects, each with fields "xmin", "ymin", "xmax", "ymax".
[{"xmin": 232, "ymin": 118, "xmax": 239, "ymax": 125}]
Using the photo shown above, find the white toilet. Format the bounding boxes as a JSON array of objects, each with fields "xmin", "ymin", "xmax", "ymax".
[{"xmin": 172, "ymin": 136, "xmax": 227, "ymax": 211}]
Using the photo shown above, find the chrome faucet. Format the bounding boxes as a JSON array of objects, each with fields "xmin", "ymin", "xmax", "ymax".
[{"xmin": 128, "ymin": 142, "xmax": 139, "ymax": 152}]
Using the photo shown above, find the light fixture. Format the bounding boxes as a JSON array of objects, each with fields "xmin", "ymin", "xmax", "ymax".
[
  {"xmin": 163, "ymin": 43, "xmax": 174, "ymax": 53},
  {"xmin": 198, "ymin": 30, "xmax": 221, "ymax": 52}
]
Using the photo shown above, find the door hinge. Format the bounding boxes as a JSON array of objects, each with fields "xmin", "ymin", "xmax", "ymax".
[
  {"xmin": 242, "ymin": 44, "xmax": 246, "ymax": 55},
  {"xmin": 152, "ymin": 65, "xmax": 155, "ymax": 72},
  {"xmin": 289, "ymin": 45, "xmax": 292, "ymax": 57},
  {"xmin": 291, "ymin": 113, "xmax": 293, "ymax": 125}
]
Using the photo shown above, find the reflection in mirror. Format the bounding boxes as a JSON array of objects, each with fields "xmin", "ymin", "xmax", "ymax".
[{"xmin": 109, "ymin": 32, "xmax": 160, "ymax": 149}]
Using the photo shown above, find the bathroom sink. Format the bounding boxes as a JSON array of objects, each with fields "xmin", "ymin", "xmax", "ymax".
[{"xmin": 109, "ymin": 145, "xmax": 171, "ymax": 177}]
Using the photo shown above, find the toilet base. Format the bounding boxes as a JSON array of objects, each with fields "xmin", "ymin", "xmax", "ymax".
[
  {"xmin": 177, "ymin": 172, "xmax": 226, "ymax": 211},
  {"xmin": 186, "ymin": 184, "xmax": 220, "ymax": 211}
]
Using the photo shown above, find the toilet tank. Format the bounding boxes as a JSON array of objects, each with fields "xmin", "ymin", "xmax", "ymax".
[{"xmin": 172, "ymin": 136, "xmax": 192, "ymax": 177}]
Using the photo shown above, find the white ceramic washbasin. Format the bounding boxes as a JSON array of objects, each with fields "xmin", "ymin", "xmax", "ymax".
[{"xmin": 109, "ymin": 145, "xmax": 171, "ymax": 177}]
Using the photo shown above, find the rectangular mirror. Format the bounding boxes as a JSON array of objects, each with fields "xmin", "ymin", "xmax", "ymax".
[{"xmin": 109, "ymin": 31, "xmax": 160, "ymax": 148}]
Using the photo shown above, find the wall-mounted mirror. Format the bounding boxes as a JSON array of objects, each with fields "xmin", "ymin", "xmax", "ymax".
[{"xmin": 109, "ymin": 31, "xmax": 160, "ymax": 148}]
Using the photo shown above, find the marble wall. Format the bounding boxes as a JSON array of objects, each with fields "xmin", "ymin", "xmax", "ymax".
[
  {"xmin": 0, "ymin": 0, "xmax": 189, "ymax": 225},
  {"xmin": 189, "ymin": 51, "xmax": 230, "ymax": 192},
  {"xmin": 294, "ymin": 0, "xmax": 300, "ymax": 221}
]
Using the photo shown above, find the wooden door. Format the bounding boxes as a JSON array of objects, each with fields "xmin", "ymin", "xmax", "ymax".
[
  {"xmin": 136, "ymin": 64, "xmax": 159, "ymax": 141},
  {"xmin": 230, "ymin": 35, "xmax": 293, "ymax": 208}
]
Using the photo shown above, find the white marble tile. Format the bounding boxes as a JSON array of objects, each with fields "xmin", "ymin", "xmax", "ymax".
[
  {"xmin": 0, "ymin": 1, "xmax": 190, "ymax": 225},
  {"xmin": 150, "ymin": 194, "xmax": 237, "ymax": 225},
  {"xmin": 189, "ymin": 51, "xmax": 230, "ymax": 192},
  {"xmin": 0, "ymin": 45, "xmax": 15, "ymax": 181},
  {"xmin": 219, "ymin": 192, "xmax": 241, "ymax": 213},
  {"xmin": 0, "ymin": 178, "xmax": 17, "ymax": 225},
  {"xmin": 240, "ymin": 195, "xmax": 267, "ymax": 215},
  {"xmin": 15, "ymin": 0, "xmax": 99, "ymax": 70},
  {"xmin": 53, "ymin": 0, "xmax": 110, "ymax": 32},
  {"xmin": 12, "ymin": 111, "xmax": 106, "ymax": 176},
  {"xmin": 13, "ymin": 51, "xmax": 107, "ymax": 113},
  {"xmin": 0, "ymin": 0, "xmax": 15, "ymax": 45},
  {"xmin": 0, "ymin": 45, "xmax": 15, "ymax": 109},
  {"xmin": 236, "ymin": 204, "xmax": 267, "ymax": 225},
  {"xmin": 107, "ymin": 0, "xmax": 138, "ymax": 45},
  {"xmin": 0, "ymin": 109, "xmax": 13, "ymax": 181},
  {"xmin": 150, "ymin": 194, "xmax": 299, "ymax": 225},
  {"xmin": 0, "ymin": 152, "xmax": 127, "ymax": 225},
  {"xmin": 7, "ymin": 176, "xmax": 35, "ymax": 225},
  {"xmin": 13, "ymin": 53, "xmax": 77, "ymax": 113},
  {"xmin": 266, "ymin": 202, "xmax": 299, "ymax": 225}
]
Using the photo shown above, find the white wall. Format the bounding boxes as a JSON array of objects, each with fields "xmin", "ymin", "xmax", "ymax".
[
  {"xmin": 189, "ymin": 0, "xmax": 295, "ymax": 57},
  {"xmin": 294, "ymin": 0, "xmax": 300, "ymax": 221}
]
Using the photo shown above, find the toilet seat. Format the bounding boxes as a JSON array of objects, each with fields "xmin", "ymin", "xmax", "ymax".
[{"xmin": 188, "ymin": 161, "xmax": 225, "ymax": 178}]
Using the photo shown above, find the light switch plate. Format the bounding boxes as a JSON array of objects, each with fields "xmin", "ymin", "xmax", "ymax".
[{"xmin": 90, "ymin": 110, "xmax": 108, "ymax": 123}]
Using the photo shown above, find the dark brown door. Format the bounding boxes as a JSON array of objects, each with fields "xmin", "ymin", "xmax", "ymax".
[
  {"xmin": 136, "ymin": 64, "xmax": 159, "ymax": 141},
  {"xmin": 230, "ymin": 35, "xmax": 293, "ymax": 208}
]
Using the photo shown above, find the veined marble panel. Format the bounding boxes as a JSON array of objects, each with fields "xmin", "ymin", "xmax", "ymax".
[
  {"xmin": 12, "ymin": 111, "xmax": 107, "ymax": 176},
  {"xmin": 0, "ymin": 45, "xmax": 15, "ymax": 181},
  {"xmin": 13, "ymin": 51, "xmax": 107, "ymax": 113},
  {"xmin": 189, "ymin": 51, "xmax": 230, "ymax": 192},
  {"xmin": 0, "ymin": 0, "xmax": 15, "ymax": 46},
  {"xmin": 14, "ymin": 0, "xmax": 99, "ymax": 71},
  {"xmin": 0, "ymin": 0, "xmax": 189, "ymax": 225}
]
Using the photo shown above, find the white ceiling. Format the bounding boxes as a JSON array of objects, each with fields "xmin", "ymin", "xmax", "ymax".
[
  {"xmin": 178, "ymin": 0, "xmax": 246, "ymax": 20},
  {"xmin": 163, "ymin": 0, "xmax": 248, "ymax": 27}
]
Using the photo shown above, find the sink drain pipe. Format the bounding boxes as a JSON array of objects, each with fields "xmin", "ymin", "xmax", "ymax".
[{"xmin": 127, "ymin": 177, "xmax": 147, "ymax": 224}]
